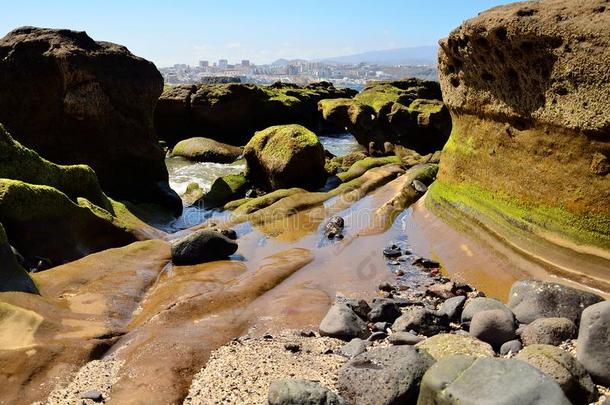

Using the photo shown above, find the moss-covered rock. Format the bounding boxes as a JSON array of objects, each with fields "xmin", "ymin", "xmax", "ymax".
[
  {"xmin": 200, "ymin": 173, "xmax": 248, "ymax": 208},
  {"xmin": 243, "ymin": 125, "xmax": 327, "ymax": 191},
  {"xmin": 170, "ymin": 137, "xmax": 242, "ymax": 163},
  {"xmin": 337, "ymin": 156, "xmax": 402, "ymax": 183},
  {"xmin": 0, "ymin": 223, "xmax": 38, "ymax": 294},
  {"xmin": 416, "ymin": 333, "xmax": 494, "ymax": 360}
]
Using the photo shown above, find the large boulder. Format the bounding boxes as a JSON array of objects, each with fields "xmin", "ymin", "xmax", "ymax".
[
  {"xmin": 507, "ymin": 280, "xmax": 603, "ymax": 325},
  {"xmin": 243, "ymin": 125, "xmax": 327, "ymax": 191},
  {"xmin": 576, "ymin": 301, "xmax": 610, "ymax": 385},
  {"xmin": 0, "ymin": 27, "xmax": 180, "ymax": 213},
  {"xmin": 417, "ymin": 356, "xmax": 571, "ymax": 405},
  {"xmin": 415, "ymin": 333, "xmax": 494, "ymax": 360},
  {"xmin": 268, "ymin": 379, "xmax": 345, "ymax": 405},
  {"xmin": 0, "ymin": 223, "xmax": 38, "ymax": 294},
  {"xmin": 469, "ymin": 309, "xmax": 517, "ymax": 348},
  {"xmin": 520, "ymin": 318, "xmax": 577, "ymax": 346},
  {"xmin": 155, "ymin": 81, "xmax": 357, "ymax": 146},
  {"xmin": 337, "ymin": 346, "xmax": 435, "ymax": 405},
  {"xmin": 461, "ymin": 297, "xmax": 513, "ymax": 326},
  {"xmin": 428, "ymin": 0, "xmax": 610, "ymax": 289},
  {"xmin": 170, "ymin": 137, "xmax": 242, "ymax": 163}
]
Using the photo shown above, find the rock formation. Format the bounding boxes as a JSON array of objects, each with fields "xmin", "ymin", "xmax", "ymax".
[
  {"xmin": 0, "ymin": 27, "xmax": 180, "ymax": 213},
  {"xmin": 428, "ymin": 0, "xmax": 610, "ymax": 288},
  {"xmin": 154, "ymin": 81, "xmax": 357, "ymax": 146}
]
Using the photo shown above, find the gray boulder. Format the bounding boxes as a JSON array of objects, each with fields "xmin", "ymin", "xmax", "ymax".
[
  {"xmin": 517, "ymin": 344, "xmax": 596, "ymax": 405},
  {"xmin": 507, "ymin": 280, "xmax": 603, "ymax": 325},
  {"xmin": 170, "ymin": 230, "xmax": 238, "ymax": 265},
  {"xmin": 388, "ymin": 331, "xmax": 424, "ymax": 346},
  {"xmin": 417, "ymin": 356, "xmax": 571, "ymax": 405},
  {"xmin": 338, "ymin": 298, "xmax": 371, "ymax": 320},
  {"xmin": 319, "ymin": 303, "xmax": 369, "ymax": 340},
  {"xmin": 521, "ymin": 318, "xmax": 576, "ymax": 346},
  {"xmin": 461, "ymin": 297, "xmax": 513, "ymax": 326},
  {"xmin": 268, "ymin": 379, "xmax": 345, "ymax": 405},
  {"xmin": 367, "ymin": 300, "xmax": 401, "ymax": 323},
  {"xmin": 339, "ymin": 338, "xmax": 369, "ymax": 358},
  {"xmin": 338, "ymin": 346, "xmax": 435, "ymax": 405},
  {"xmin": 439, "ymin": 295, "xmax": 466, "ymax": 321},
  {"xmin": 392, "ymin": 308, "xmax": 449, "ymax": 336},
  {"xmin": 576, "ymin": 300, "xmax": 610, "ymax": 385},
  {"xmin": 469, "ymin": 309, "xmax": 516, "ymax": 348},
  {"xmin": 500, "ymin": 340, "xmax": 523, "ymax": 355}
]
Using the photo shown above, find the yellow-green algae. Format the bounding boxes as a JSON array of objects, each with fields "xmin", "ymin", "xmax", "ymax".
[
  {"xmin": 245, "ymin": 124, "xmax": 321, "ymax": 163},
  {"xmin": 337, "ymin": 156, "xmax": 402, "ymax": 182}
]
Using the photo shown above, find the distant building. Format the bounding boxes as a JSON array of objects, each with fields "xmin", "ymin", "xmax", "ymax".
[
  {"xmin": 241, "ymin": 60, "xmax": 250, "ymax": 67},
  {"xmin": 199, "ymin": 60, "xmax": 209, "ymax": 68},
  {"xmin": 218, "ymin": 59, "xmax": 228, "ymax": 70}
]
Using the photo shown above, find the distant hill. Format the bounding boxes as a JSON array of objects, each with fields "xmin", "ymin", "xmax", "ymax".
[{"xmin": 317, "ymin": 46, "xmax": 438, "ymax": 66}]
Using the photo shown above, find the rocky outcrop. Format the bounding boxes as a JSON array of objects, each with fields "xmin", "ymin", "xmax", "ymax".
[
  {"xmin": 428, "ymin": 0, "xmax": 610, "ymax": 288},
  {"xmin": 243, "ymin": 125, "xmax": 327, "ymax": 191},
  {"xmin": 0, "ymin": 27, "xmax": 180, "ymax": 213},
  {"xmin": 155, "ymin": 81, "xmax": 357, "ymax": 146},
  {"xmin": 318, "ymin": 79, "xmax": 451, "ymax": 155}
]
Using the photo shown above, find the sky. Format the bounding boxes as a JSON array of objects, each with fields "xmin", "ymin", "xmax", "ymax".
[{"xmin": 1, "ymin": 1, "xmax": 514, "ymax": 67}]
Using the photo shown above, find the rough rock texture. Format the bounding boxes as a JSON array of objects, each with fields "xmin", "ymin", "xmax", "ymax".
[
  {"xmin": 461, "ymin": 297, "xmax": 513, "ymax": 325},
  {"xmin": 516, "ymin": 344, "xmax": 597, "ymax": 405},
  {"xmin": 416, "ymin": 333, "xmax": 494, "ymax": 360},
  {"xmin": 576, "ymin": 300, "xmax": 610, "ymax": 385},
  {"xmin": 337, "ymin": 346, "xmax": 435, "ymax": 405},
  {"xmin": 429, "ymin": 0, "xmax": 610, "ymax": 288},
  {"xmin": 0, "ymin": 223, "xmax": 38, "ymax": 294},
  {"xmin": 469, "ymin": 309, "xmax": 516, "ymax": 348},
  {"xmin": 170, "ymin": 229, "xmax": 238, "ymax": 265},
  {"xmin": 155, "ymin": 81, "xmax": 357, "ymax": 146},
  {"xmin": 507, "ymin": 280, "xmax": 603, "ymax": 325},
  {"xmin": 392, "ymin": 308, "xmax": 449, "ymax": 337},
  {"xmin": 319, "ymin": 303, "xmax": 369, "ymax": 340},
  {"xmin": 200, "ymin": 173, "xmax": 248, "ymax": 208},
  {"xmin": 318, "ymin": 79, "xmax": 451, "ymax": 155},
  {"xmin": 417, "ymin": 355, "xmax": 571, "ymax": 405},
  {"xmin": 170, "ymin": 137, "xmax": 242, "ymax": 163},
  {"xmin": 0, "ymin": 27, "xmax": 180, "ymax": 212},
  {"xmin": 268, "ymin": 379, "xmax": 345, "ymax": 405},
  {"xmin": 521, "ymin": 317, "xmax": 577, "ymax": 346},
  {"xmin": 243, "ymin": 125, "xmax": 327, "ymax": 191}
]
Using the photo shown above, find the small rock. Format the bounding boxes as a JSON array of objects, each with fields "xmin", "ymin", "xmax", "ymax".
[
  {"xmin": 416, "ymin": 333, "xmax": 494, "ymax": 360},
  {"xmin": 439, "ymin": 295, "xmax": 466, "ymax": 321},
  {"xmin": 521, "ymin": 317, "xmax": 576, "ymax": 346},
  {"xmin": 284, "ymin": 343, "xmax": 301, "ymax": 353},
  {"xmin": 461, "ymin": 297, "xmax": 513, "ymax": 326},
  {"xmin": 412, "ymin": 257, "xmax": 440, "ymax": 268},
  {"xmin": 268, "ymin": 379, "xmax": 345, "ymax": 405},
  {"xmin": 325, "ymin": 216, "xmax": 345, "ymax": 239},
  {"xmin": 378, "ymin": 281, "xmax": 395, "ymax": 292},
  {"xmin": 576, "ymin": 300, "xmax": 610, "ymax": 385},
  {"xmin": 319, "ymin": 303, "xmax": 370, "ymax": 340},
  {"xmin": 392, "ymin": 308, "xmax": 449, "ymax": 336},
  {"xmin": 412, "ymin": 179, "xmax": 428, "ymax": 193},
  {"xmin": 367, "ymin": 300, "xmax": 401, "ymax": 323},
  {"xmin": 500, "ymin": 339, "xmax": 523, "ymax": 355},
  {"xmin": 338, "ymin": 298, "xmax": 371, "ymax": 321},
  {"xmin": 170, "ymin": 230, "xmax": 238, "ymax": 265},
  {"xmin": 469, "ymin": 309, "xmax": 516, "ymax": 348},
  {"xmin": 79, "ymin": 390, "xmax": 103, "ymax": 402},
  {"xmin": 367, "ymin": 331, "xmax": 387, "ymax": 342},
  {"xmin": 372, "ymin": 322, "xmax": 390, "ymax": 332},
  {"xmin": 388, "ymin": 331, "xmax": 423, "ymax": 345},
  {"xmin": 382, "ymin": 245, "xmax": 402, "ymax": 258},
  {"xmin": 339, "ymin": 338, "xmax": 369, "ymax": 358},
  {"xmin": 426, "ymin": 282, "xmax": 455, "ymax": 299}
]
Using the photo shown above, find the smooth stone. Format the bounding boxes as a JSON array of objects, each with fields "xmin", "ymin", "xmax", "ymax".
[
  {"xmin": 319, "ymin": 303, "xmax": 370, "ymax": 340},
  {"xmin": 338, "ymin": 298, "xmax": 371, "ymax": 321},
  {"xmin": 79, "ymin": 390, "xmax": 103, "ymax": 402},
  {"xmin": 367, "ymin": 331, "xmax": 387, "ymax": 342},
  {"xmin": 337, "ymin": 346, "xmax": 435, "ymax": 405},
  {"xmin": 461, "ymin": 297, "xmax": 513, "ymax": 326},
  {"xmin": 388, "ymin": 331, "xmax": 424, "ymax": 345},
  {"xmin": 516, "ymin": 344, "xmax": 597, "ymax": 405},
  {"xmin": 507, "ymin": 280, "xmax": 603, "ymax": 325},
  {"xmin": 417, "ymin": 356, "xmax": 571, "ymax": 405},
  {"xmin": 439, "ymin": 296, "xmax": 466, "ymax": 321},
  {"xmin": 521, "ymin": 317, "xmax": 576, "ymax": 346},
  {"xmin": 373, "ymin": 322, "xmax": 390, "ymax": 332},
  {"xmin": 500, "ymin": 339, "xmax": 523, "ymax": 355},
  {"xmin": 367, "ymin": 300, "xmax": 401, "ymax": 323},
  {"xmin": 170, "ymin": 230, "xmax": 238, "ymax": 265},
  {"xmin": 339, "ymin": 338, "xmax": 369, "ymax": 359},
  {"xmin": 412, "ymin": 179, "xmax": 428, "ymax": 193},
  {"xmin": 576, "ymin": 301, "xmax": 610, "ymax": 385},
  {"xmin": 469, "ymin": 309, "xmax": 516, "ymax": 348},
  {"xmin": 392, "ymin": 308, "xmax": 449, "ymax": 337},
  {"xmin": 268, "ymin": 379, "xmax": 345, "ymax": 405},
  {"xmin": 416, "ymin": 333, "xmax": 494, "ymax": 360}
]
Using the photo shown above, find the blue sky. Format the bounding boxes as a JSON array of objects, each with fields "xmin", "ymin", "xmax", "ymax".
[{"xmin": 2, "ymin": 1, "xmax": 514, "ymax": 67}]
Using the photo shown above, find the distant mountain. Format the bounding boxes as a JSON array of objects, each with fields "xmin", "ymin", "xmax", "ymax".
[
  {"xmin": 270, "ymin": 58, "xmax": 308, "ymax": 66},
  {"xmin": 317, "ymin": 46, "xmax": 438, "ymax": 66}
]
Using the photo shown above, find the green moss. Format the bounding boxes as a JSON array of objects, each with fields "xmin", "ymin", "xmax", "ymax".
[
  {"xmin": 337, "ymin": 156, "xmax": 402, "ymax": 182},
  {"xmin": 203, "ymin": 173, "xmax": 248, "ymax": 207},
  {"xmin": 229, "ymin": 188, "xmax": 307, "ymax": 215},
  {"xmin": 408, "ymin": 99, "xmax": 444, "ymax": 114},
  {"xmin": 246, "ymin": 124, "xmax": 321, "ymax": 163},
  {"xmin": 428, "ymin": 180, "xmax": 610, "ymax": 250},
  {"xmin": 355, "ymin": 84, "xmax": 404, "ymax": 112}
]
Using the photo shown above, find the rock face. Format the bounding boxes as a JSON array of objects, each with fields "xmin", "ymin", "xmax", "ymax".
[
  {"xmin": 170, "ymin": 137, "xmax": 242, "ymax": 163},
  {"xmin": 0, "ymin": 27, "xmax": 180, "ymax": 213},
  {"xmin": 576, "ymin": 301, "xmax": 610, "ymax": 385},
  {"xmin": 417, "ymin": 356, "xmax": 571, "ymax": 405},
  {"xmin": 155, "ymin": 81, "xmax": 357, "ymax": 146},
  {"xmin": 337, "ymin": 346, "xmax": 435, "ymax": 405},
  {"xmin": 318, "ymin": 79, "xmax": 451, "ymax": 155},
  {"xmin": 243, "ymin": 125, "xmax": 327, "ymax": 191},
  {"xmin": 429, "ymin": 0, "xmax": 610, "ymax": 288}
]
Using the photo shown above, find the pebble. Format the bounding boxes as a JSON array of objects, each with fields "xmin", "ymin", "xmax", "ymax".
[
  {"xmin": 79, "ymin": 390, "xmax": 103, "ymax": 402},
  {"xmin": 382, "ymin": 245, "xmax": 402, "ymax": 258}
]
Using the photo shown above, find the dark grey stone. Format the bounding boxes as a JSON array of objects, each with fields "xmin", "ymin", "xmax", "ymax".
[
  {"xmin": 319, "ymin": 303, "xmax": 369, "ymax": 340},
  {"xmin": 417, "ymin": 356, "xmax": 571, "ymax": 405},
  {"xmin": 500, "ymin": 339, "xmax": 523, "ymax": 355},
  {"xmin": 367, "ymin": 300, "xmax": 401, "ymax": 323},
  {"xmin": 373, "ymin": 322, "xmax": 390, "ymax": 332},
  {"xmin": 392, "ymin": 308, "xmax": 449, "ymax": 336},
  {"xmin": 337, "ymin": 346, "xmax": 435, "ymax": 405},
  {"xmin": 507, "ymin": 280, "xmax": 603, "ymax": 325},
  {"xmin": 338, "ymin": 298, "xmax": 371, "ymax": 320},
  {"xmin": 576, "ymin": 300, "xmax": 610, "ymax": 385},
  {"xmin": 367, "ymin": 331, "xmax": 387, "ymax": 342},
  {"xmin": 388, "ymin": 331, "xmax": 423, "ymax": 345},
  {"xmin": 521, "ymin": 317, "xmax": 576, "ymax": 346},
  {"xmin": 268, "ymin": 379, "xmax": 345, "ymax": 405},
  {"xmin": 170, "ymin": 229, "xmax": 238, "ymax": 265},
  {"xmin": 339, "ymin": 338, "xmax": 369, "ymax": 358},
  {"xmin": 469, "ymin": 309, "xmax": 516, "ymax": 348},
  {"xmin": 461, "ymin": 297, "xmax": 513, "ymax": 326},
  {"xmin": 439, "ymin": 296, "xmax": 466, "ymax": 320},
  {"xmin": 79, "ymin": 390, "xmax": 103, "ymax": 402}
]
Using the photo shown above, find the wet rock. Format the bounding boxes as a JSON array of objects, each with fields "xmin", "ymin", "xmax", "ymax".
[
  {"xmin": 367, "ymin": 300, "xmax": 401, "ymax": 323},
  {"xmin": 500, "ymin": 340, "xmax": 523, "ymax": 355},
  {"xmin": 339, "ymin": 338, "xmax": 369, "ymax": 359},
  {"xmin": 416, "ymin": 333, "xmax": 494, "ymax": 360},
  {"xmin": 469, "ymin": 309, "xmax": 516, "ymax": 348},
  {"xmin": 412, "ymin": 257, "xmax": 440, "ymax": 268},
  {"xmin": 170, "ymin": 137, "xmax": 242, "ymax": 163},
  {"xmin": 243, "ymin": 124, "xmax": 327, "ymax": 191},
  {"xmin": 439, "ymin": 295, "xmax": 466, "ymax": 321},
  {"xmin": 319, "ymin": 303, "xmax": 370, "ymax": 340},
  {"xmin": 461, "ymin": 297, "xmax": 513, "ymax": 326},
  {"xmin": 337, "ymin": 346, "xmax": 435, "ymax": 405},
  {"xmin": 79, "ymin": 390, "xmax": 103, "ymax": 402},
  {"xmin": 521, "ymin": 318, "xmax": 576, "ymax": 346},
  {"xmin": 388, "ymin": 331, "xmax": 423, "ymax": 345},
  {"xmin": 170, "ymin": 230, "xmax": 238, "ymax": 265},
  {"xmin": 218, "ymin": 228, "xmax": 238, "ymax": 240},
  {"xmin": 517, "ymin": 344, "xmax": 597, "ymax": 405},
  {"xmin": 338, "ymin": 298, "xmax": 371, "ymax": 321},
  {"xmin": 382, "ymin": 245, "xmax": 402, "ymax": 258},
  {"xmin": 268, "ymin": 379, "xmax": 345, "ymax": 405},
  {"xmin": 392, "ymin": 308, "xmax": 449, "ymax": 336},
  {"xmin": 507, "ymin": 280, "xmax": 603, "ymax": 325},
  {"xmin": 324, "ymin": 216, "xmax": 345, "ymax": 239},
  {"xmin": 378, "ymin": 281, "xmax": 396, "ymax": 292},
  {"xmin": 418, "ymin": 356, "xmax": 571, "ymax": 404},
  {"xmin": 576, "ymin": 301, "xmax": 610, "ymax": 385},
  {"xmin": 412, "ymin": 179, "xmax": 428, "ymax": 193},
  {"xmin": 426, "ymin": 282, "xmax": 455, "ymax": 299},
  {"xmin": 201, "ymin": 173, "xmax": 248, "ymax": 208}
]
